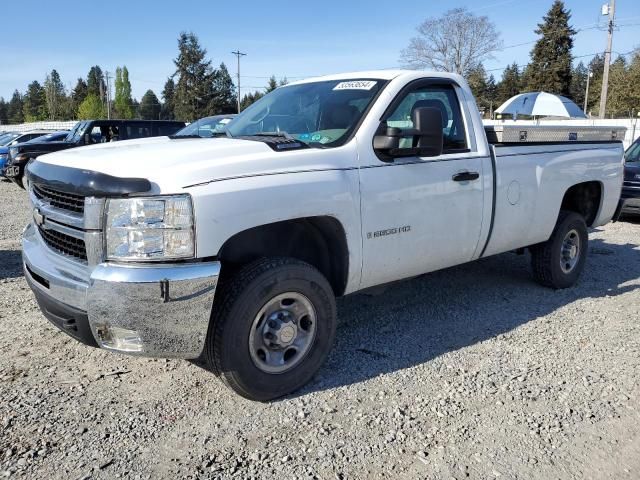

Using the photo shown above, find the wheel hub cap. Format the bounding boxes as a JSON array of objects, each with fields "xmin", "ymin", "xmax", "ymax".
[
  {"xmin": 249, "ymin": 292, "xmax": 317, "ymax": 374},
  {"xmin": 264, "ymin": 311, "xmax": 297, "ymax": 347},
  {"xmin": 560, "ymin": 229, "xmax": 581, "ymax": 274}
]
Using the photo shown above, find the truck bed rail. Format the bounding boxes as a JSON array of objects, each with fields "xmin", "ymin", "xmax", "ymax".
[{"xmin": 484, "ymin": 125, "xmax": 626, "ymax": 144}]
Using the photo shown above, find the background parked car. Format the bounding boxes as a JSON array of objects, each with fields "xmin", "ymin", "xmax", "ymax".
[
  {"xmin": 174, "ymin": 114, "xmax": 236, "ymax": 137},
  {"xmin": 4, "ymin": 120, "xmax": 186, "ymax": 188},
  {"xmin": 0, "ymin": 130, "xmax": 54, "ymax": 147},
  {"xmin": 25, "ymin": 130, "xmax": 70, "ymax": 144},
  {"xmin": 0, "ymin": 132, "xmax": 19, "ymax": 145},
  {"xmin": 0, "ymin": 130, "xmax": 57, "ymax": 178},
  {"xmin": 621, "ymin": 136, "xmax": 640, "ymax": 216}
]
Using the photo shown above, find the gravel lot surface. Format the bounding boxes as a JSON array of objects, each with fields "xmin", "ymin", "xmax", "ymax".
[{"xmin": 0, "ymin": 178, "xmax": 639, "ymax": 480}]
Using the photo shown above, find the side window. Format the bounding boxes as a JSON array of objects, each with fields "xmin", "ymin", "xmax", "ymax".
[
  {"xmin": 625, "ymin": 140, "xmax": 640, "ymax": 163},
  {"xmin": 126, "ymin": 123, "xmax": 152, "ymax": 139},
  {"xmin": 88, "ymin": 124, "xmax": 120, "ymax": 144},
  {"xmin": 385, "ymin": 84, "xmax": 468, "ymax": 152}
]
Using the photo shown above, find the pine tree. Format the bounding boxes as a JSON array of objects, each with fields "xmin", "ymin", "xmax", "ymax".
[
  {"xmin": 526, "ymin": 0, "xmax": 576, "ymax": 95},
  {"xmin": 161, "ymin": 78, "xmax": 176, "ymax": 120},
  {"xmin": 497, "ymin": 63, "xmax": 522, "ymax": 105},
  {"xmin": 569, "ymin": 61, "xmax": 588, "ymax": 109},
  {"xmin": 173, "ymin": 32, "xmax": 214, "ymax": 121},
  {"xmin": 131, "ymin": 98, "xmax": 140, "ymax": 118},
  {"xmin": 586, "ymin": 54, "xmax": 605, "ymax": 116},
  {"xmin": 607, "ymin": 56, "xmax": 630, "ymax": 117},
  {"xmin": 86, "ymin": 66, "xmax": 106, "ymax": 98},
  {"xmin": 114, "ymin": 66, "xmax": 134, "ymax": 119},
  {"xmin": 627, "ymin": 50, "xmax": 640, "ymax": 115},
  {"xmin": 265, "ymin": 76, "xmax": 278, "ymax": 93},
  {"xmin": 44, "ymin": 69, "xmax": 67, "ymax": 120},
  {"xmin": 240, "ymin": 91, "xmax": 264, "ymax": 110},
  {"xmin": 0, "ymin": 98, "xmax": 8, "ymax": 125},
  {"xmin": 209, "ymin": 63, "xmax": 237, "ymax": 114},
  {"xmin": 486, "ymin": 74, "xmax": 498, "ymax": 117},
  {"xmin": 466, "ymin": 64, "xmax": 489, "ymax": 115},
  {"xmin": 139, "ymin": 90, "xmax": 161, "ymax": 120},
  {"xmin": 7, "ymin": 90, "xmax": 24, "ymax": 124},
  {"xmin": 71, "ymin": 78, "xmax": 88, "ymax": 115},
  {"xmin": 23, "ymin": 81, "xmax": 48, "ymax": 122}
]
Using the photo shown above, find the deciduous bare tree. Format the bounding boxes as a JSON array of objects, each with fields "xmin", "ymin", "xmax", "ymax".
[{"xmin": 400, "ymin": 8, "xmax": 502, "ymax": 76}]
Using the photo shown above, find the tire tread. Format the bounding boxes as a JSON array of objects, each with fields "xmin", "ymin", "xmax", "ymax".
[
  {"xmin": 205, "ymin": 257, "xmax": 333, "ymax": 400},
  {"xmin": 531, "ymin": 210, "xmax": 587, "ymax": 289}
]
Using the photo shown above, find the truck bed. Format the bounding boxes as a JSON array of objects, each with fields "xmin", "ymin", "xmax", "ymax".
[{"xmin": 480, "ymin": 139, "xmax": 625, "ymax": 258}]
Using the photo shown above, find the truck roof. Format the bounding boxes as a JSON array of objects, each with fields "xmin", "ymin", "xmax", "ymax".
[{"xmin": 287, "ymin": 69, "xmax": 466, "ymax": 86}]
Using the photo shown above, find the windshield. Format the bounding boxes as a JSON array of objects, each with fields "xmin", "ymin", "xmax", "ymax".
[
  {"xmin": 65, "ymin": 122, "xmax": 86, "ymax": 143},
  {"xmin": 0, "ymin": 133, "xmax": 19, "ymax": 146},
  {"xmin": 226, "ymin": 79, "xmax": 386, "ymax": 148},
  {"xmin": 176, "ymin": 116, "xmax": 234, "ymax": 137},
  {"xmin": 625, "ymin": 138, "xmax": 640, "ymax": 163}
]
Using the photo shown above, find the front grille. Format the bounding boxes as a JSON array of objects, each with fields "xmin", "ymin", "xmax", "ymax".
[
  {"xmin": 32, "ymin": 184, "xmax": 85, "ymax": 214},
  {"xmin": 38, "ymin": 226, "xmax": 88, "ymax": 262}
]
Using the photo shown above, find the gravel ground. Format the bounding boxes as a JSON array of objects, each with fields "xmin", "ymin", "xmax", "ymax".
[{"xmin": 1, "ymin": 178, "xmax": 639, "ymax": 480}]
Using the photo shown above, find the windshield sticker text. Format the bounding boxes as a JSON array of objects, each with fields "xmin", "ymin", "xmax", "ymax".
[{"xmin": 333, "ymin": 81, "xmax": 377, "ymax": 91}]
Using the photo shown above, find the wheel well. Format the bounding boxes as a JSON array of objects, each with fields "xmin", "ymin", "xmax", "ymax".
[
  {"xmin": 560, "ymin": 181, "xmax": 602, "ymax": 226},
  {"xmin": 217, "ymin": 217, "xmax": 349, "ymax": 296}
]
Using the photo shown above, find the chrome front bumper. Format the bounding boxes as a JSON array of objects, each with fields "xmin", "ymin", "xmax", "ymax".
[{"xmin": 22, "ymin": 222, "xmax": 220, "ymax": 358}]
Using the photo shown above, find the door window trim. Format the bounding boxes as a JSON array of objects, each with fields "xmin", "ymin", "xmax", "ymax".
[{"xmin": 374, "ymin": 78, "xmax": 476, "ymax": 162}]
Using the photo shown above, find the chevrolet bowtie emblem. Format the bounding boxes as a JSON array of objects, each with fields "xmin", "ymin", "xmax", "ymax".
[{"xmin": 33, "ymin": 207, "xmax": 44, "ymax": 227}]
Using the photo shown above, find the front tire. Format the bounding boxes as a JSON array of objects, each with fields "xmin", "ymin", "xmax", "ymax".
[
  {"xmin": 205, "ymin": 257, "xmax": 337, "ymax": 401},
  {"xmin": 531, "ymin": 211, "xmax": 588, "ymax": 289}
]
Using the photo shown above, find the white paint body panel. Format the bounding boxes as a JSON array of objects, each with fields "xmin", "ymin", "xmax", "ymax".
[
  {"xmin": 482, "ymin": 143, "xmax": 624, "ymax": 257},
  {"xmin": 34, "ymin": 70, "xmax": 625, "ymax": 295}
]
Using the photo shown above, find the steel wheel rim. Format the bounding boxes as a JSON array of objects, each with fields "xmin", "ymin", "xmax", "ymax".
[
  {"xmin": 248, "ymin": 292, "xmax": 317, "ymax": 374},
  {"xmin": 560, "ymin": 228, "xmax": 581, "ymax": 274}
]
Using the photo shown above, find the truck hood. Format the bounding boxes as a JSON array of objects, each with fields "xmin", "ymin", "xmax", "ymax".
[
  {"xmin": 16, "ymin": 140, "xmax": 74, "ymax": 154},
  {"xmin": 35, "ymin": 136, "xmax": 340, "ymax": 192}
]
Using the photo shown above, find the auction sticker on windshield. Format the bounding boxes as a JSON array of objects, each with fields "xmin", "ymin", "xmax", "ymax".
[{"xmin": 333, "ymin": 81, "xmax": 377, "ymax": 90}]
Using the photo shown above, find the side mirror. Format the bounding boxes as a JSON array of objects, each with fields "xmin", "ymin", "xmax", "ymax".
[
  {"xmin": 84, "ymin": 133, "xmax": 91, "ymax": 145},
  {"xmin": 373, "ymin": 107, "xmax": 444, "ymax": 159}
]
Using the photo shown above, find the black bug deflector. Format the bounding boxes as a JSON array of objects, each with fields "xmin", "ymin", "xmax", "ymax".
[{"xmin": 26, "ymin": 160, "xmax": 152, "ymax": 197}]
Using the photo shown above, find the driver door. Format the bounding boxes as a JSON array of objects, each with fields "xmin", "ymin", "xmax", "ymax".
[{"xmin": 358, "ymin": 81, "xmax": 487, "ymax": 289}]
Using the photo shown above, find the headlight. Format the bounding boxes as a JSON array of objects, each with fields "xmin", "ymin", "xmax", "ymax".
[
  {"xmin": 0, "ymin": 154, "xmax": 7, "ymax": 161},
  {"xmin": 105, "ymin": 195, "xmax": 195, "ymax": 261}
]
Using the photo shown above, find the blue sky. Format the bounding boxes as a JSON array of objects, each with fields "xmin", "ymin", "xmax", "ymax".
[{"xmin": 1, "ymin": 0, "xmax": 638, "ymax": 101}]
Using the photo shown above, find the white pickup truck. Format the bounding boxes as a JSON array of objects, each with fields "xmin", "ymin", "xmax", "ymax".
[{"xmin": 22, "ymin": 70, "xmax": 626, "ymax": 400}]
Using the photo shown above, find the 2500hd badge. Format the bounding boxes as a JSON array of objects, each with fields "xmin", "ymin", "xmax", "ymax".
[{"xmin": 367, "ymin": 225, "xmax": 412, "ymax": 239}]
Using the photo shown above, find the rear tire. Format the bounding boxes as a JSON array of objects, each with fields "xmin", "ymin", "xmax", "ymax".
[
  {"xmin": 205, "ymin": 257, "xmax": 337, "ymax": 401},
  {"xmin": 531, "ymin": 211, "xmax": 588, "ymax": 289}
]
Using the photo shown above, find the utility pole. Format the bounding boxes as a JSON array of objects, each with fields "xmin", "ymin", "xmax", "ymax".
[
  {"xmin": 231, "ymin": 50, "xmax": 246, "ymax": 114},
  {"xmin": 105, "ymin": 71, "xmax": 112, "ymax": 120},
  {"xmin": 598, "ymin": 0, "xmax": 615, "ymax": 119},
  {"xmin": 584, "ymin": 70, "xmax": 593, "ymax": 115}
]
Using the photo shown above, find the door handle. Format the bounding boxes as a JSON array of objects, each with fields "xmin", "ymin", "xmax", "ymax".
[{"xmin": 452, "ymin": 171, "xmax": 480, "ymax": 182}]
